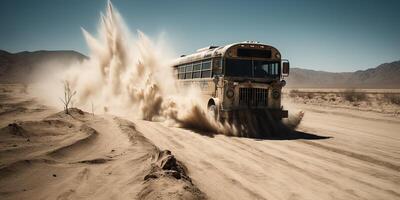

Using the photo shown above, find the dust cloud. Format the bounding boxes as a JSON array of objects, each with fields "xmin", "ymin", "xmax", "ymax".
[
  {"xmin": 58, "ymin": 2, "xmax": 237, "ymax": 136},
  {"xmin": 34, "ymin": 2, "xmax": 301, "ymax": 137},
  {"xmin": 283, "ymin": 110, "xmax": 305, "ymax": 130}
]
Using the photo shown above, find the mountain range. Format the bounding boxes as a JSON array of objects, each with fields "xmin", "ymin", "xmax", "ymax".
[
  {"xmin": 286, "ymin": 61, "xmax": 400, "ymax": 88},
  {"xmin": 0, "ymin": 50, "xmax": 399, "ymax": 88},
  {"xmin": 0, "ymin": 50, "xmax": 86, "ymax": 83}
]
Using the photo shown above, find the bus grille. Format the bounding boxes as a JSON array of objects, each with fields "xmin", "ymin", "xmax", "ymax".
[{"xmin": 239, "ymin": 88, "xmax": 268, "ymax": 107}]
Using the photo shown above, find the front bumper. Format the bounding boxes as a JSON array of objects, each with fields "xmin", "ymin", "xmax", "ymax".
[{"xmin": 220, "ymin": 108, "xmax": 288, "ymax": 120}]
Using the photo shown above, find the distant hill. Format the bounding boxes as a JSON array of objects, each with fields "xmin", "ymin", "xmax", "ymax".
[
  {"xmin": 0, "ymin": 49, "xmax": 399, "ymax": 88},
  {"xmin": 0, "ymin": 50, "xmax": 86, "ymax": 83},
  {"xmin": 286, "ymin": 61, "xmax": 400, "ymax": 88}
]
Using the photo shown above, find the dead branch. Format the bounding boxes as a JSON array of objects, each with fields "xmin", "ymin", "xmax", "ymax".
[{"xmin": 59, "ymin": 80, "xmax": 76, "ymax": 114}]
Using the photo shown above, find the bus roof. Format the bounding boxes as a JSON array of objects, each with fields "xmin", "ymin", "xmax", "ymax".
[{"xmin": 171, "ymin": 41, "xmax": 280, "ymax": 66}]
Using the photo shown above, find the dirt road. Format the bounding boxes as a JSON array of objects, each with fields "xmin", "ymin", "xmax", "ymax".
[{"xmin": 134, "ymin": 102, "xmax": 400, "ymax": 200}]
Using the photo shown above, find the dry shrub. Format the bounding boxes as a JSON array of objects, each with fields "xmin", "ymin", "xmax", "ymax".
[
  {"xmin": 342, "ymin": 90, "xmax": 367, "ymax": 102},
  {"xmin": 298, "ymin": 92, "xmax": 314, "ymax": 99},
  {"xmin": 289, "ymin": 89, "xmax": 299, "ymax": 98},
  {"xmin": 306, "ymin": 92, "xmax": 315, "ymax": 99},
  {"xmin": 383, "ymin": 93, "xmax": 400, "ymax": 105},
  {"xmin": 59, "ymin": 80, "xmax": 76, "ymax": 114},
  {"xmin": 289, "ymin": 90, "xmax": 315, "ymax": 99}
]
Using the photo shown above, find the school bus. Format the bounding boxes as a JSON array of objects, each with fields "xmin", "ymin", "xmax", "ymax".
[{"xmin": 172, "ymin": 41, "xmax": 290, "ymax": 121}]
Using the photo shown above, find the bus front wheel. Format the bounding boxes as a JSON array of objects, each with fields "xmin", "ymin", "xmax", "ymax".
[{"xmin": 208, "ymin": 104, "xmax": 217, "ymax": 120}]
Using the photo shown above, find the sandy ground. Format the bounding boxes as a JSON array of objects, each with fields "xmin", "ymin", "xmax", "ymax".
[
  {"xmin": 283, "ymin": 88, "xmax": 400, "ymax": 116},
  {"xmin": 0, "ymin": 84, "xmax": 205, "ymax": 200},
  {"xmin": 1, "ymin": 84, "xmax": 399, "ymax": 200},
  {"xmin": 133, "ymin": 101, "xmax": 400, "ymax": 200}
]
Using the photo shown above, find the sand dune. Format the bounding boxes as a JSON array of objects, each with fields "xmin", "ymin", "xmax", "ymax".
[{"xmin": 0, "ymin": 85, "xmax": 205, "ymax": 200}]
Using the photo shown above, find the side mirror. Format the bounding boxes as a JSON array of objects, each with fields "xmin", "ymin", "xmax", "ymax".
[{"xmin": 282, "ymin": 61, "xmax": 290, "ymax": 76}]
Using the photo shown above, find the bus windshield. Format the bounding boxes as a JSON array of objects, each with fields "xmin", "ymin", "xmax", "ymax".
[{"xmin": 225, "ymin": 59, "xmax": 280, "ymax": 78}]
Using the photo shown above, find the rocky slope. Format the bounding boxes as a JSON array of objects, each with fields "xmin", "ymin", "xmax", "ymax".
[{"xmin": 286, "ymin": 61, "xmax": 400, "ymax": 88}]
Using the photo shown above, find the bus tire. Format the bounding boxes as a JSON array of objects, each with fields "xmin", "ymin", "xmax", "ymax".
[
  {"xmin": 208, "ymin": 104, "xmax": 217, "ymax": 119},
  {"xmin": 207, "ymin": 98, "xmax": 219, "ymax": 121}
]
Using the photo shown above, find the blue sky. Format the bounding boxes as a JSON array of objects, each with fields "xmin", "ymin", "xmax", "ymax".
[{"xmin": 1, "ymin": 0, "xmax": 399, "ymax": 72}]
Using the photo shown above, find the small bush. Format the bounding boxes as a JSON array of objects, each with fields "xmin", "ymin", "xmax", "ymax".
[
  {"xmin": 296, "ymin": 92, "xmax": 314, "ymax": 99},
  {"xmin": 342, "ymin": 90, "xmax": 367, "ymax": 102},
  {"xmin": 289, "ymin": 89, "xmax": 299, "ymax": 98},
  {"xmin": 383, "ymin": 93, "xmax": 400, "ymax": 105},
  {"xmin": 288, "ymin": 90, "xmax": 315, "ymax": 99},
  {"xmin": 306, "ymin": 92, "xmax": 314, "ymax": 99}
]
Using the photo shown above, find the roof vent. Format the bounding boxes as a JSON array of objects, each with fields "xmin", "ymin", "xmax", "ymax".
[
  {"xmin": 196, "ymin": 46, "xmax": 219, "ymax": 52},
  {"xmin": 243, "ymin": 41, "xmax": 260, "ymax": 44}
]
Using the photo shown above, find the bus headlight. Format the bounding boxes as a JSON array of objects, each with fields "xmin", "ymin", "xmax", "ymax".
[
  {"xmin": 280, "ymin": 80, "xmax": 286, "ymax": 87},
  {"xmin": 272, "ymin": 90, "xmax": 280, "ymax": 99},
  {"xmin": 226, "ymin": 89, "xmax": 234, "ymax": 99}
]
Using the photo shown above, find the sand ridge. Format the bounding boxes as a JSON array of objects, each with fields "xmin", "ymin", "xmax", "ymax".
[{"xmin": 0, "ymin": 89, "xmax": 206, "ymax": 200}]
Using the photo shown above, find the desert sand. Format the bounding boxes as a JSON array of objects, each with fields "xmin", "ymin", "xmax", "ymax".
[
  {"xmin": 133, "ymin": 101, "xmax": 400, "ymax": 200},
  {"xmin": 1, "ymin": 84, "xmax": 399, "ymax": 200},
  {"xmin": 0, "ymin": 84, "xmax": 205, "ymax": 200}
]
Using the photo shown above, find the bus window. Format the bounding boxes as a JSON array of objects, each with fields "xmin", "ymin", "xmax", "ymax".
[
  {"xmin": 253, "ymin": 61, "xmax": 279, "ymax": 77},
  {"xmin": 185, "ymin": 70, "xmax": 192, "ymax": 78},
  {"xmin": 201, "ymin": 70, "xmax": 211, "ymax": 78},
  {"xmin": 202, "ymin": 60, "xmax": 212, "ymax": 70},
  {"xmin": 193, "ymin": 71, "xmax": 201, "ymax": 78},
  {"xmin": 226, "ymin": 59, "xmax": 280, "ymax": 78},
  {"xmin": 178, "ymin": 66, "xmax": 185, "ymax": 73},
  {"xmin": 177, "ymin": 65, "xmax": 186, "ymax": 79},
  {"xmin": 225, "ymin": 59, "xmax": 252, "ymax": 77},
  {"xmin": 213, "ymin": 58, "xmax": 222, "ymax": 75},
  {"xmin": 193, "ymin": 62, "xmax": 201, "ymax": 71},
  {"xmin": 185, "ymin": 64, "xmax": 193, "ymax": 79},
  {"xmin": 271, "ymin": 63, "xmax": 278, "ymax": 75},
  {"xmin": 192, "ymin": 62, "xmax": 202, "ymax": 78},
  {"xmin": 185, "ymin": 73, "xmax": 192, "ymax": 79},
  {"xmin": 185, "ymin": 64, "xmax": 193, "ymax": 72}
]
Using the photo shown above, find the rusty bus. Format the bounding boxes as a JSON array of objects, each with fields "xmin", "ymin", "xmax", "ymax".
[{"xmin": 172, "ymin": 41, "xmax": 290, "ymax": 122}]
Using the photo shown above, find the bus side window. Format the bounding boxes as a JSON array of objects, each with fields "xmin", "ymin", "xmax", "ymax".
[
  {"xmin": 193, "ymin": 62, "xmax": 201, "ymax": 78},
  {"xmin": 201, "ymin": 59, "xmax": 212, "ymax": 78},
  {"xmin": 202, "ymin": 60, "xmax": 212, "ymax": 70},
  {"xmin": 212, "ymin": 58, "xmax": 222, "ymax": 76},
  {"xmin": 185, "ymin": 64, "xmax": 193, "ymax": 79},
  {"xmin": 178, "ymin": 65, "xmax": 186, "ymax": 79},
  {"xmin": 201, "ymin": 70, "xmax": 211, "ymax": 78},
  {"xmin": 193, "ymin": 71, "xmax": 201, "ymax": 78}
]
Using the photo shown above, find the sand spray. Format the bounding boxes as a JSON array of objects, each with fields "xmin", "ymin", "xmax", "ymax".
[
  {"xmin": 61, "ymin": 2, "xmax": 237, "ymax": 135},
  {"xmin": 33, "ymin": 2, "xmax": 302, "ymax": 137}
]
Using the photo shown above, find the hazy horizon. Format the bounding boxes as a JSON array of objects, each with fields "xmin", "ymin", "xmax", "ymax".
[
  {"xmin": 1, "ymin": 0, "xmax": 399, "ymax": 72},
  {"xmin": 2, "ymin": 48, "xmax": 399, "ymax": 74}
]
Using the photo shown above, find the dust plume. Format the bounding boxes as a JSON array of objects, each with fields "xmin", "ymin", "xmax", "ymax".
[
  {"xmin": 283, "ymin": 110, "xmax": 305, "ymax": 130},
  {"xmin": 55, "ymin": 2, "xmax": 237, "ymax": 136},
  {"xmin": 33, "ymin": 2, "xmax": 301, "ymax": 138}
]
